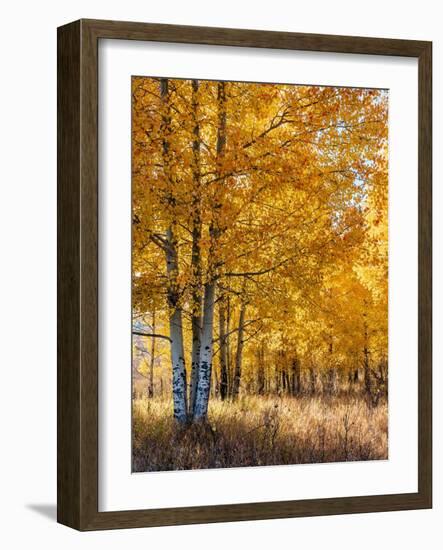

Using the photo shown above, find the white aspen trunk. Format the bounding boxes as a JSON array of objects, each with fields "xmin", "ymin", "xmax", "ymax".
[
  {"xmin": 169, "ymin": 307, "xmax": 188, "ymax": 422},
  {"xmin": 189, "ymin": 318, "xmax": 201, "ymax": 416},
  {"xmin": 161, "ymin": 78, "xmax": 188, "ymax": 423},
  {"xmin": 192, "ymin": 81, "xmax": 226, "ymax": 420},
  {"xmin": 193, "ymin": 282, "xmax": 216, "ymax": 420},
  {"xmin": 165, "ymin": 228, "xmax": 188, "ymax": 422}
]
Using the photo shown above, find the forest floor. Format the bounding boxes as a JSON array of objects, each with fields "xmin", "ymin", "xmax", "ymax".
[{"xmin": 132, "ymin": 393, "xmax": 388, "ymax": 472}]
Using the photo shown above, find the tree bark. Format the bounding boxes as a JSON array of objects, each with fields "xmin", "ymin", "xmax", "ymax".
[
  {"xmin": 148, "ymin": 310, "xmax": 155, "ymax": 398},
  {"xmin": 231, "ymin": 301, "xmax": 246, "ymax": 399},
  {"xmin": 325, "ymin": 331, "xmax": 335, "ymax": 395},
  {"xmin": 275, "ymin": 356, "xmax": 281, "ymax": 394},
  {"xmin": 218, "ymin": 294, "xmax": 229, "ymax": 400},
  {"xmin": 282, "ymin": 367, "xmax": 288, "ymax": 393},
  {"xmin": 226, "ymin": 295, "xmax": 232, "ymax": 396},
  {"xmin": 193, "ymin": 81, "xmax": 227, "ymax": 420},
  {"xmin": 168, "ymin": 299, "xmax": 188, "ymax": 422},
  {"xmin": 193, "ymin": 281, "xmax": 216, "ymax": 419},
  {"xmin": 309, "ymin": 367, "xmax": 316, "ymax": 395},
  {"xmin": 165, "ymin": 224, "xmax": 188, "ymax": 422},
  {"xmin": 291, "ymin": 352, "xmax": 301, "ymax": 396},
  {"xmin": 362, "ymin": 309, "xmax": 372, "ymax": 403},
  {"xmin": 256, "ymin": 343, "xmax": 265, "ymax": 395},
  {"xmin": 161, "ymin": 78, "xmax": 188, "ymax": 423},
  {"xmin": 189, "ymin": 79, "xmax": 202, "ymax": 418}
]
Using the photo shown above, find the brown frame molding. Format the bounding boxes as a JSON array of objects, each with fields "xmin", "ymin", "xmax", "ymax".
[{"xmin": 57, "ymin": 19, "xmax": 432, "ymax": 530}]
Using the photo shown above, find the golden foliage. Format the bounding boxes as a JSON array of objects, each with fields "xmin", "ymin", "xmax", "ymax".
[{"xmin": 132, "ymin": 77, "xmax": 388, "ymax": 387}]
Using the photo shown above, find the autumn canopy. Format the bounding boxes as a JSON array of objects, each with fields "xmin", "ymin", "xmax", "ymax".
[{"xmin": 132, "ymin": 77, "xmax": 388, "ymax": 426}]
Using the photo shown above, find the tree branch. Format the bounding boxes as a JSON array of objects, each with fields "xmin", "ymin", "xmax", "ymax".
[
  {"xmin": 133, "ymin": 330, "xmax": 172, "ymax": 343},
  {"xmin": 225, "ymin": 256, "xmax": 292, "ymax": 278}
]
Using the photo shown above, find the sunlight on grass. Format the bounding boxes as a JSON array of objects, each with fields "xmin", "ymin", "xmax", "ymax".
[{"xmin": 133, "ymin": 394, "xmax": 388, "ymax": 472}]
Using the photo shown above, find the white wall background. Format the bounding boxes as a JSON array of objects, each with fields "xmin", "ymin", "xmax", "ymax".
[{"xmin": 0, "ymin": 0, "xmax": 441, "ymax": 547}]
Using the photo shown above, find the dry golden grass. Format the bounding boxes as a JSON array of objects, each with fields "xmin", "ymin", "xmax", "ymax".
[{"xmin": 132, "ymin": 393, "xmax": 388, "ymax": 472}]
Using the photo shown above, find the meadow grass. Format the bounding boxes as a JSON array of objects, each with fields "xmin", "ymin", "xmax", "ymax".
[{"xmin": 132, "ymin": 393, "xmax": 388, "ymax": 472}]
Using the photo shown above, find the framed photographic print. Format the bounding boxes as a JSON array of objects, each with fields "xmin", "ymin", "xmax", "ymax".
[{"xmin": 57, "ymin": 19, "xmax": 432, "ymax": 530}]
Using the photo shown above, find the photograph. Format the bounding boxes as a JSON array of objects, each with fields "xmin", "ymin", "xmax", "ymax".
[
  {"xmin": 131, "ymin": 76, "xmax": 389, "ymax": 472},
  {"xmin": 2, "ymin": 0, "xmax": 435, "ymax": 538}
]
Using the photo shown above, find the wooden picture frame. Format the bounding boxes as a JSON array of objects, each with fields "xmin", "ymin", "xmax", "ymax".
[{"xmin": 57, "ymin": 19, "xmax": 432, "ymax": 530}]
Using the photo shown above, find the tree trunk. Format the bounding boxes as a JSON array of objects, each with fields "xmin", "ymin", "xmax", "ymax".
[
  {"xmin": 325, "ymin": 331, "xmax": 335, "ymax": 395},
  {"xmin": 189, "ymin": 79, "xmax": 202, "ymax": 418},
  {"xmin": 193, "ymin": 82, "xmax": 226, "ymax": 419},
  {"xmin": 282, "ymin": 367, "xmax": 289, "ymax": 393},
  {"xmin": 325, "ymin": 368, "xmax": 336, "ymax": 395},
  {"xmin": 148, "ymin": 310, "xmax": 155, "ymax": 398},
  {"xmin": 309, "ymin": 367, "xmax": 316, "ymax": 395},
  {"xmin": 275, "ymin": 358, "xmax": 281, "ymax": 394},
  {"xmin": 193, "ymin": 282, "xmax": 216, "ymax": 419},
  {"xmin": 213, "ymin": 365, "xmax": 219, "ymax": 397},
  {"xmin": 165, "ymin": 226, "xmax": 188, "ymax": 422},
  {"xmin": 291, "ymin": 353, "xmax": 301, "ymax": 396},
  {"xmin": 364, "ymin": 346, "xmax": 371, "ymax": 397},
  {"xmin": 161, "ymin": 78, "xmax": 188, "ymax": 423},
  {"xmin": 363, "ymin": 313, "xmax": 372, "ymax": 401},
  {"xmin": 168, "ymin": 303, "xmax": 188, "ymax": 422},
  {"xmin": 256, "ymin": 343, "xmax": 265, "ymax": 395},
  {"xmin": 231, "ymin": 301, "xmax": 246, "ymax": 399},
  {"xmin": 226, "ymin": 295, "xmax": 232, "ymax": 396},
  {"xmin": 218, "ymin": 294, "xmax": 229, "ymax": 400}
]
